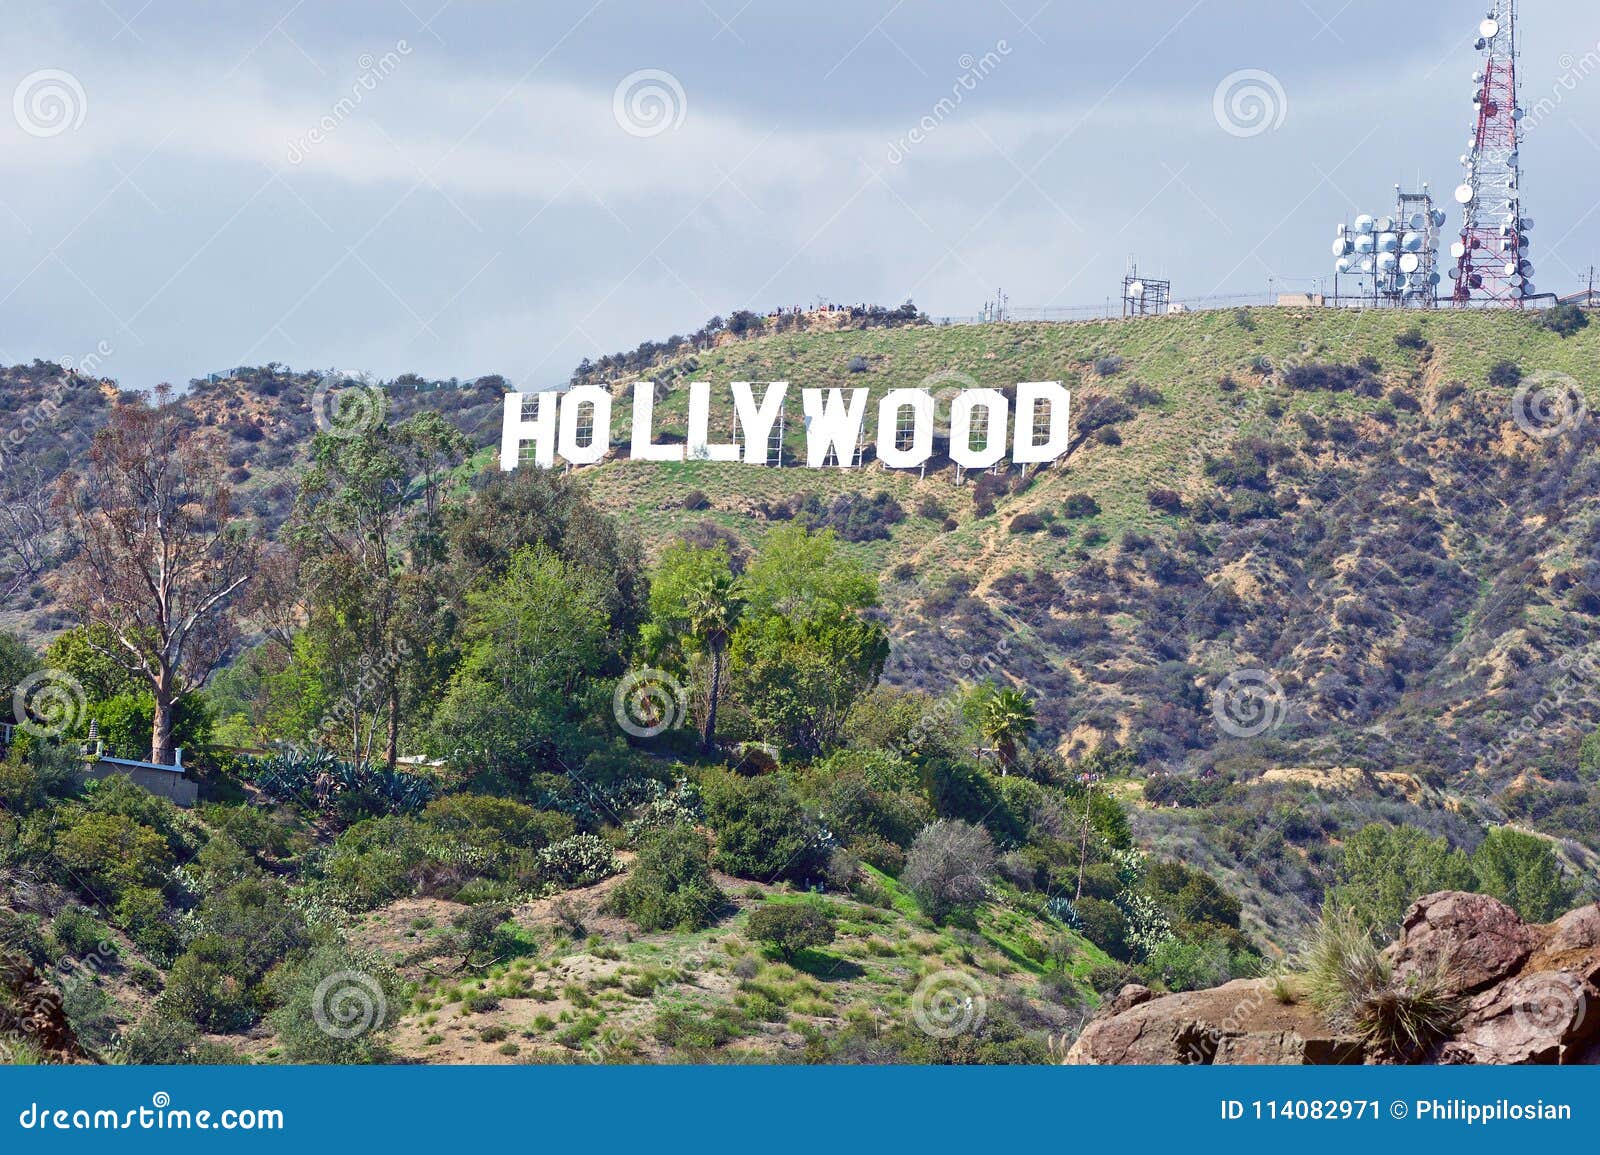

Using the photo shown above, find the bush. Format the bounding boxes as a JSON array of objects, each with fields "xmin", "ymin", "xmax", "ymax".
[
  {"xmin": 1146, "ymin": 487, "xmax": 1183, "ymax": 513},
  {"xmin": 902, "ymin": 820, "xmax": 994, "ymax": 921},
  {"xmin": 1470, "ymin": 827, "xmax": 1573, "ymax": 922},
  {"xmin": 158, "ymin": 936, "xmax": 260, "ymax": 1032},
  {"xmin": 1142, "ymin": 937, "xmax": 1232, "ymax": 992},
  {"xmin": 605, "ymin": 825, "xmax": 726, "ymax": 932},
  {"xmin": 1062, "ymin": 494, "xmax": 1100, "ymax": 519},
  {"xmin": 269, "ymin": 946, "xmax": 404, "ymax": 1063},
  {"xmin": 699, "ymin": 770, "xmax": 824, "ymax": 883},
  {"xmin": 747, "ymin": 901, "xmax": 837, "ymax": 961},
  {"xmin": 1094, "ymin": 356, "xmax": 1124, "ymax": 377},
  {"xmin": 50, "ymin": 907, "xmax": 115, "ymax": 959},
  {"xmin": 1072, "ymin": 897, "xmax": 1130, "ymax": 960},
  {"xmin": 1487, "ymin": 360, "xmax": 1522, "ymax": 388},
  {"xmin": 422, "ymin": 795, "xmax": 573, "ymax": 850},
  {"xmin": 1008, "ymin": 513, "xmax": 1046, "ymax": 534},
  {"xmin": 53, "ymin": 811, "xmax": 173, "ymax": 904},
  {"xmin": 1394, "ymin": 325, "xmax": 1429, "ymax": 351},
  {"xmin": 1540, "ymin": 303, "xmax": 1589, "ymax": 338},
  {"xmin": 536, "ymin": 834, "xmax": 620, "ymax": 889}
]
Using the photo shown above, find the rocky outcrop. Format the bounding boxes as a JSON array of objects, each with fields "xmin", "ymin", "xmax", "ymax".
[
  {"xmin": 1067, "ymin": 893, "xmax": 1600, "ymax": 1066},
  {"xmin": 0, "ymin": 951, "xmax": 88, "ymax": 1064}
]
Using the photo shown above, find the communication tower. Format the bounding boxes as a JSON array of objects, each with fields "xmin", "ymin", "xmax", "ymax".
[{"xmin": 1452, "ymin": 1, "xmax": 1536, "ymax": 304}]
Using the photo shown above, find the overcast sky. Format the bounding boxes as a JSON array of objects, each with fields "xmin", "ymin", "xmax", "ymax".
[{"xmin": 1, "ymin": 0, "xmax": 1597, "ymax": 390}]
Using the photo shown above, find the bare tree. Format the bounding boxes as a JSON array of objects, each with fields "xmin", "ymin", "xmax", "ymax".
[
  {"xmin": 0, "ymin": 460, "xmax": 60, "ymax": 601},
  {"xmin": 56, "ymin": 387, "xmax": 258, "ymax": 763}
]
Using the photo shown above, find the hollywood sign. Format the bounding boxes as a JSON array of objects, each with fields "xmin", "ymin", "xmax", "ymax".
[{"xmin": 500, "ymin": 381, "xmax": 1071, "ymax": 470}]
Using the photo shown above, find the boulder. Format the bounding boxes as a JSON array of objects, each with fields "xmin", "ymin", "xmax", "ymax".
[
  {"xmin": 1439, "ymin": 970, "xmax": 1594, "ymax": 1064},
  {"xmin": 1544, "ymin": 904, "xmax": 1600, "ymax": 955},
  {"xmin": 1068, "ymin": 893, "xmax": 1600, "ymax": 1066},
  {"xmin": 1066, "ymin": 978, "xmax": 1363, "ymax": 1065},
  {"xmin": 1392, "ymin": 891, "xmax": 1534, "ymax": 995}
]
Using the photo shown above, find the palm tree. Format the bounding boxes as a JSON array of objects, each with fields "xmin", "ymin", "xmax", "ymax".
[
  {"xmin": 685, "ymin": 571, "xmax": 743, "ymax": 753},
  {"xmin": 981, "ymin": 687, "xmax": 1036, "ymax": 775}
]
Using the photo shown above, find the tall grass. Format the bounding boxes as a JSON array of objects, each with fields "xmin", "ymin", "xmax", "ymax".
[{"xmin": 1303, "ymin": 907, "xmax": 1459, "ymax": 1057}]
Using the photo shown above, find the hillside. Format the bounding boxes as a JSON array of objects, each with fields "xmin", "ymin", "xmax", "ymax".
[{"xmin": 5, "ymin": 305, "xmax": 1600, "ymax": 956}]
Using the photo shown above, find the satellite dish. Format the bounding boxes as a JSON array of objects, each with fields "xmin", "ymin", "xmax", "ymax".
[
  {"xmin": 1431, "ymin": 209, "xmax": 1448, "ymax": 227},
  {"xmin": 1407, "ymin": 213, "xmax": 1426, "ymax": 230},
  {"xmin": 1509, "ymin": 274, "xmax": 1525, "ymax": 288},
  {"xmin": 1429, "ymin": 272, "xmax": 1442, "ymax": 285},
  {"xmin": 1455, "ymin": 183, "xmax": 1475, "ymax": 204},
  {"xmin": 1503, "ymin": 262, "xmax": 1520, "ymax": 277},
  {"xmin": 1401, "ymin": 232, "xmax": 1424, "ymax": 252},
  {"xmin": 1450, "ymin": 241, "xmax": 1469, "ymax": 259},
  {"xmin": 1399, "ymin": 253, "xmax": 1421, "ymax": 274},
  {"xmin": 1473, "ymin": 71, "xmax": 1485, "ymax": 83},
  {"xmin": 1126, "ymin": 281, "xmax": 1143, "ymax": 298},
  {"xmin": 1377, "ymin": 216, "xmax": 1396, "ymax": 232},
  {"xmin": 1521, "ymin": 216, "xmax": 1535, "ymax": 231},
  {"xmin": 1354, "ymin": 214, "xmax": 1376, "ymax": 234},
  {"xmin": 1335, "ymin": 256, "xmax": 1356, "ymax": 274},
  {"xmin": 1377, "ymin": 252, "xmax": 1398, "ymax": 272},
  {"xmin": 1378, "ymin": 233, "xmax": 1399, "ymax": 253},
  {"xmin": 1354, "ymin": 234, "xmax": 1376, "ymax": 254},
  {"xmin": 1513, "ymin": 107, "xmax": 1525, "ymax": 120},
  {"xmin": 1332, "ymin": 237, "xmax": 1353, "ymax": 256},
  {"xmin": 1358, "ymin": 257, "xmax": 1375, "ymax": 273},
  {"xmin": 1520, "ymin": 260, "xmax": 1535, "ymax": 276},
  {"xmin": 1480, "ymin": 18, "xmax": 1499, "ymax": 38}
]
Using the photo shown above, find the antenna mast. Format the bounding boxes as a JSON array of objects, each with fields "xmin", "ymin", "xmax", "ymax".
[{"xmin": 1452, "ymin": 0, "xmax": 1534, "ymax": 305}]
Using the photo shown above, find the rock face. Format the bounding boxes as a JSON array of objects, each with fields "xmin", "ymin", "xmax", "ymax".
[
  {"xmin": 0, "ymin": 952, "xmax": 87, "ymax": 1063},
  {"xmin": 1067, "ymin": 893, "xmax": 1600, "ymax": 1066}
]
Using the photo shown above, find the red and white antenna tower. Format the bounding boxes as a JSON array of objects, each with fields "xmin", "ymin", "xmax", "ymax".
[{"xmin": 1452, "ymin": 1, "xmax": 1536, "ymax": 305}]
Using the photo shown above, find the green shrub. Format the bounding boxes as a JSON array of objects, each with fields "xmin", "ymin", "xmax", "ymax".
[
  {"xmin": 605, "ymin": 825, "xmax": 725, "ymax": 932},
  {"xmin": 747, "ymin": 901, "xmax": 837, "ymax": 961},
  {"xmin": 268, "ymin": 946, "xmax": 404, "ymax": 1063},
  {"xmin": 536, "ymin": 834, "xmax": 620, "ymax": 888},
  {"xmin": 421, "ymin": 794, "xmax": 574, "ymax": 850},
  {"xmin": 50, "ymin": 906, "xmax": 115, "ymax": 959},
  {"xmin": 158, "ymin": 936, "xmax": 260, "ymax": 1032},
  {"xmin": 53, "ymin": 811, "xmax": 173, "ymax": 904},
  {"xmin": 699, "ymin": 769, "xmax": 823, "ymax": 882},
  {"xmin": 1141, "ymin": 937, "xmax": 1231, "ymax": 992},
  {"xmin": 1470, "ymin": 827, "xmax": 1574, "ymax": 923},
  {"xmin": 1540, "ymin": 303, "xmax": 1589, "ymax": 338},
  {"xmin": 1072, "ymin": 897, "xmax": 1130, "ymax": 960},
  {"xmin": 652, "ymin": 1004, "xmax": 745, "ymax": 1051}
]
